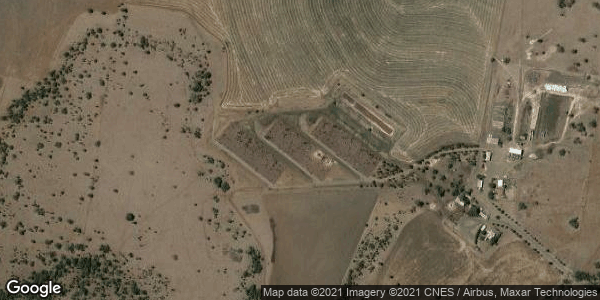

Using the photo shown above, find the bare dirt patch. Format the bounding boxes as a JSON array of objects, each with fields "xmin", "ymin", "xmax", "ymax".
[
  {"xmin": 379, "ymin": 212, "xmax": 560, "ymax": 285},
  {"xmin": 514, "ymin": 134, "xmax": 600, "ymax": 272},
  {"xmin": 378, "ymin": 211, "xmax": 471, "ymax": 285},
  {"xmin": 469, "ymin": 241, "xmax": 561, "ymax": 284}
]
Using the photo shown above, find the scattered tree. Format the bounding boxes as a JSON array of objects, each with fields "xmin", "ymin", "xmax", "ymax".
[
  {"xmin": 569, "ymin": 217, "xmax": 580, "ymax": 229},
  {"xmin": 468, "ymin": 205, "xmax": 480, "ymax": 217}
]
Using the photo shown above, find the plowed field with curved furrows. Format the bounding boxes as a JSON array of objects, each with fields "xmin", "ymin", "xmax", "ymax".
[{"xmin": 132, "ymin": 0, "xmax": 504, "ymax": 159}]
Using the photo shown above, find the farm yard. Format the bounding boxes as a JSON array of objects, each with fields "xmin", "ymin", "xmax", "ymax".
[{"xmin": 216, "ymin": 104, "xmax": 406, "ymax": 187}]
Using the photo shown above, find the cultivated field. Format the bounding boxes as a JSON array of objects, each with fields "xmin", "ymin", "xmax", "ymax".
[
  {"xmin": 534, "ymin": 93, "xmax": 572, "ymax": 143},
  {"xmin": 131, "ymin": 0, "xmax": 504, "ymax": 160},
  {"xmin": 217, "ymin": 121, "xmax": 287, "ymax": 185},
  {"xmin": 517, "ymin": 100, "xmax": 533, "ymax": 140},
  {"xmin": 311, "ymin": 115, "xmax": 382, "ymax": 176},
  {"xmin": 264, "ymin": 116, "xmax": 335, "ymax": 180},
  {"xmin": 264, "ymin": 188, "xmax": 377, "ymax": 285}
]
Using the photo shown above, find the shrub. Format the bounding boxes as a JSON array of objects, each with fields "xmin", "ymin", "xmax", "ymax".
[
  {"xmin": 518, "ymin": 202, "xmax": 528, "ymax": 210},
  {"xmin": 574, "ymin": 270, "xmax": 597, "ymax": 283},
  {"xmin": 468, "ymin": 205, "xmax": 480, "ymax": 217},
  {"xmin": 220, "ymin": 181, "xmax": 230, "ymax": 192},
  {"xmin": 246, "ymin": 247, "xmax": 263, "ymax": 275},
  {"xmin": 99, "ymin": 244, "xmax": 111, "ymax": 253},
  {"xmin": 245, "ymin": 284, "xmax": 260, "ymax": 300},
  {"xmin": 558, "ymin": 0, "xmax": 576, "ymax": 8},
  {"xmin": 490, "ymin": 233, "xmax": 502, "ymax": 245},
  {"xmin": 569, "ymin": 217, "xmax": 580, "ymax": 229},
  {"xmin": 213, "ymin": 176, "xmax": 231, "ymax": 192},
  {"xmin": 126, "ymin": 213, "xmax": 135, "ymax": 221},
  {"xmin": 213, "ymin": 176, "xmax": 222, "ymax": 186}
]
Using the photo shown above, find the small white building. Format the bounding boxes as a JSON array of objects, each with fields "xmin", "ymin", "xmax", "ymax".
[
  {"xmin": 486, "ymin": 134, "xmax": 499, "ymax": 145},
  {"xmin": 509, "ymin": 147, "xmax": 523, "ymax": 157},
  {"xmin": 477, "ymin": 179, "xmax": 484, "ymax": 190},
  {"xmin": 497, "ymin": 179, "xmax": 503, "ymax": 188},
  {"xmin": 485, "ymin": 230, "xmax": 496, "ymax": 241},
  {"xmin": 544, "ymin": 83, "xmax": 567, "ymax": 93},
  {"xmin": 485, "ymin": 151, "xmax": 492, "ymax": 161},
  {"xmin": 479, "ymin": 211, "xmax": 489, "ymax": 220}
]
